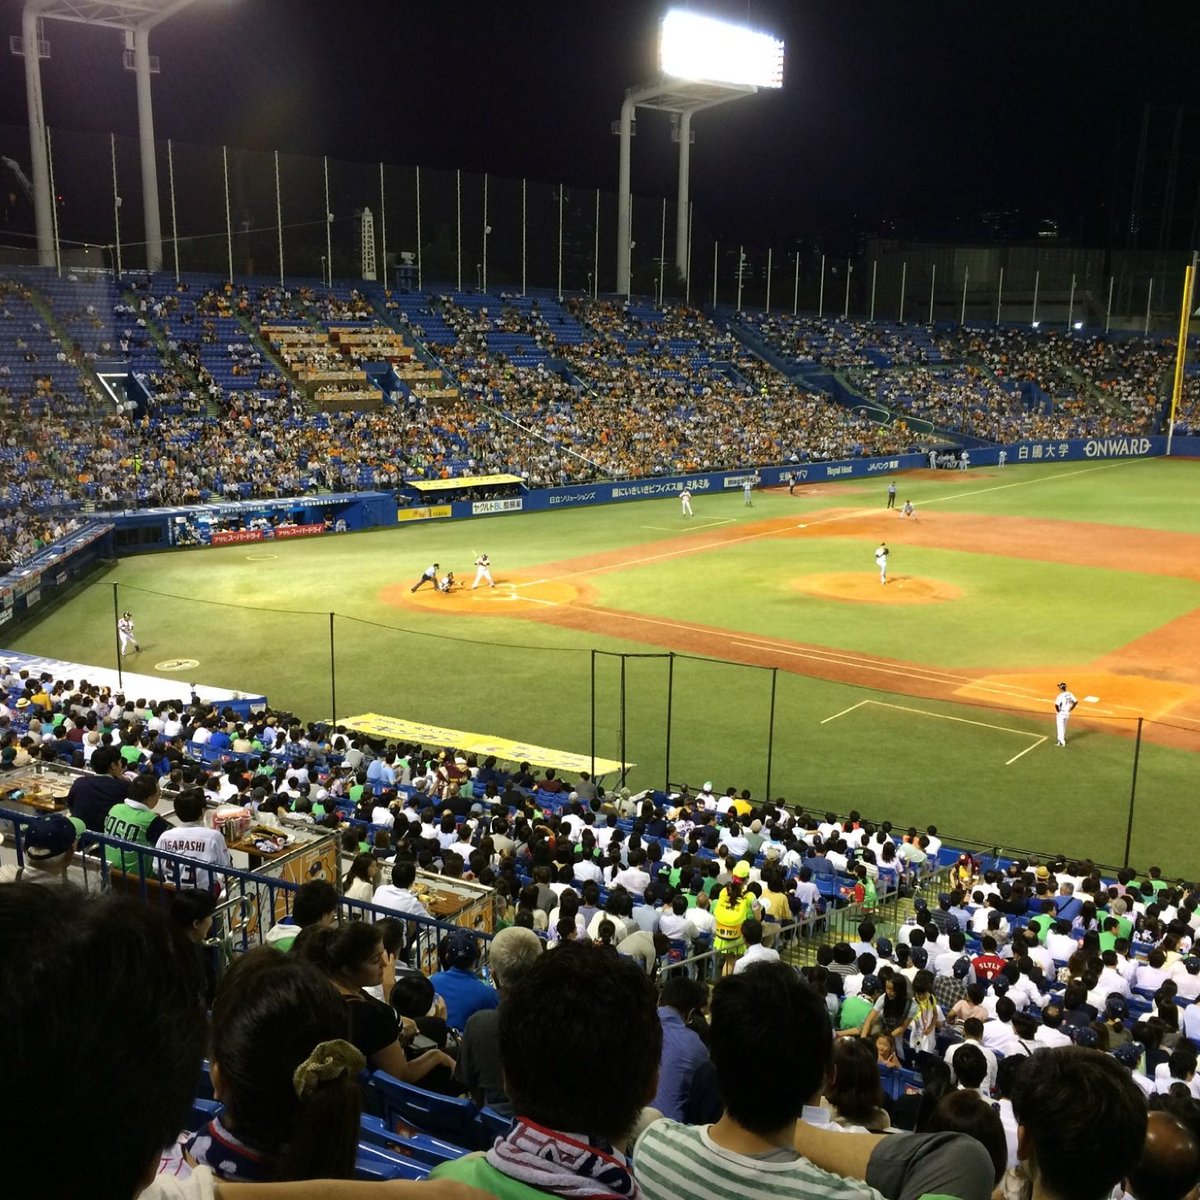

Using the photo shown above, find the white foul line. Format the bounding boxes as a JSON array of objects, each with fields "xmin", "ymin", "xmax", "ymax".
[
  {"xmin": 818, "ymin": 698, "xmax": 1047, "ymax": 765},
  {"xmin": 820, "ymin": 700, "xmax": 871, "ymax": 725},
  {"xmin": 642, "ymin": 518, "xmax": 736, "ymax": 532},
  {"xmin": 1006, "ymin": 736, "xmax": 1049, "ymax": 765}
]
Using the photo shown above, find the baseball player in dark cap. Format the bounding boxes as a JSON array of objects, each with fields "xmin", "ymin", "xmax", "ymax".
[{"xmin": 1054, "ymin": 682, "xmax": 1078, "ymax": 746}]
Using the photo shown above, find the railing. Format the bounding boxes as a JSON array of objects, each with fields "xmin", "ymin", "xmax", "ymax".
[{"xmin": 0, "ymin": 805, "xmax": 493, "ymax": 977}]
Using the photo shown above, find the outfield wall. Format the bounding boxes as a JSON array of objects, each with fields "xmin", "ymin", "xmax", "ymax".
[{"xmin": 4, "ymin": 435, "xmax": 1196, "ymax": 635}]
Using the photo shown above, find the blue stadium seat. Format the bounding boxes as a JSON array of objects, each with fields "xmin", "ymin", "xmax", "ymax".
[
  {"xmin": 367, "ymin": 1071, "xmax": 477, "ymax": 1145},
  {"xmin": 359, "ymin": 1115, "xmax": 467, "ymax": 1164},
  {"xmin": 354, "ymin": 1144, "xmax": 431, "ymax": 1181}
]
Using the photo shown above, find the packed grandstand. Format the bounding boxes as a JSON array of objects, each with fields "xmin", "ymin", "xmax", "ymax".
[
  {"xmin": 3, "ymin": 269, "xmax": 1200, "ymax": 1200},
  {"xmin": 0, "ymin": 265, "xmax": 1195, "ymax": 570},
  {"xmin": 2, "ymin": 665, "xmax": 1197, "ymax": 1199}
]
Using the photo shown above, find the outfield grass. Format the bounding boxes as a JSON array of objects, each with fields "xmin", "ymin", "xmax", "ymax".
[{"xmin": 10, "ymin": 457, "xmax": 1200, "ymax": 873}]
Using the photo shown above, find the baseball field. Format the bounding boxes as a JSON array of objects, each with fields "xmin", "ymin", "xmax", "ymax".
[{"xmin": 12, "ymin": 456, "xmax": 1200, "ymax": 874}]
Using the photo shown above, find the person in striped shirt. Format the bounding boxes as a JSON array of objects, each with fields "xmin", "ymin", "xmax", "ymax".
[{"xmin": 633, "ymin": 961, "xmax": 995, "ymax": 1200}]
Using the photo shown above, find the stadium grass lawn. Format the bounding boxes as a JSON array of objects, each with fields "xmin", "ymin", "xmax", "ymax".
[
  {"xmin": 918, "ymin": 456, "xmax": 1200, "ymax": 532},
  {"xmin": 10, "ymin": 458, "xmax": 1200, "ymax": 873},
  {"xmin": 589, "ymin": 542, "xmax": 1200, "ymax": 668}
]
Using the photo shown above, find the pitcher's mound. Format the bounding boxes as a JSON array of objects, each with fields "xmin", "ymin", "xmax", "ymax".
[
  {"xmin": 381, "ymin": 574, "xmax": 582, "ymax": 614},
  {"xmin": 792, "ymin": 573, "xmax": 961, "ymax": 605}
]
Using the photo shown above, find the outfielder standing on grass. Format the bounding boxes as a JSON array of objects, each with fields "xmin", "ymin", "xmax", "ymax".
[
  {"xmin": 1054, "ymin": 682, "xmax": 1078, "ymax": 746},
  {"xmin": 472, "ymin": 552, "xmax": 495, "ymax": 589},
  {"xmin": 680, "ymin": 488, "xmax": 693, "ymax": 517},
  {"xmin": 117, "ymin": 611, "xmax": 141, "ymax": 656},
  {"xmin": 875, "ymin": 542, "xmax": 890, "ymax": 585},
  {"xmin": 410, "ymin": 562, "xmax": 439, "ymax": 593}
]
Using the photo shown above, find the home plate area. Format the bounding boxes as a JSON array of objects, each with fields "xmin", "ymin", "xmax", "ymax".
[{"xmin": 383, "ymin": 574, "xmax": 581, "ymax": 614}]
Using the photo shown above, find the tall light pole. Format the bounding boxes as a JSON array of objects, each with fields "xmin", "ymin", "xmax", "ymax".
[{"xmin": 615, "ymin": 10, "xmax": 783, "ymax": 296}]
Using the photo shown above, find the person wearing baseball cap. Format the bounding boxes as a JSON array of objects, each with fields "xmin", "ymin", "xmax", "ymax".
[
  {"xmin": 1054, "ymin": 681, "xmax": 1078, "ymax": 746},
  {"xmin": 0, "ymin": 814, "xmax": 84, "ymax": 885},
  {"xmin": 712, "ymin": 859, "xmax": 758, "ymax": 975}
]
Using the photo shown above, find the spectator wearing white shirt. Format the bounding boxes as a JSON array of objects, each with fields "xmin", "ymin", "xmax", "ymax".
[
  {"xmin": 1033, "ymin": 1005, "xmax": 1073, "ymax": 1048},
  {"xmin": 1170, "ymin": 955, "xmax": 1200, "ymax": 1000},
  {"xmin": 733, "ymin": 920, "xmax": 780, "ymax": 974},
  {"xmin": 686, "ymin": 891, "xmax": 716, "ymax": 942},
  {"xmin": 1045, "ymin": 919, "xmax": 1080, "ymax": 963},
  {"xmin": 945, "ymin": 1019, "xmax": 998, "ymax": 1095},
  {"xmin": 1136, "ymin": 950, "xmax": 1172, "ymax": 994},
  {"xmin": 611, "ymin": 849, "xmax": 651, "ymax": 897},
  {"xmin": 373, "ymin": 860, "xmax": 428, "ymax": 919},
  {"xmin": 923, "ymin": 825, "xmax": 942, "ymax": 864},
  {"xmin": 719, "ymin": 822, "xmax": 749, "ymax": 858},
  {"xmin": 658, "ymin": 895, "xmax": 691, "ymax": 944}
]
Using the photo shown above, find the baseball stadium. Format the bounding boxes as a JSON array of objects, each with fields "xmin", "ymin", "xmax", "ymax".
[{"xmin": 2, "ymin": 3, "xmax": 1200, "ymax": 1197}]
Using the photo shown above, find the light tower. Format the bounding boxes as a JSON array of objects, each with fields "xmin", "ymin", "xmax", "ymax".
[
  {"xmin": 615, "ymin": 8, "xmax": 784, "ymax": 297},
  {"xmin": 13, "ymin": 0, "xmax": 198, "ymax": 271}
]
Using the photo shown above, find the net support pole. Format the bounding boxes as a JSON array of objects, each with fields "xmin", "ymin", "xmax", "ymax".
[
  {"xmin": 590, "ymin": 650, "xmax": 596, "ymax": 780},
  {"xmin": 765, "ymin": 667, "xmax": 778, "ymax": 801},
  {"xmin": 619, "ymin": 654, "xmax": 628, "ymax": 788},
  {"xmin": 1105, "ymin": 275, "xmax": 1114, "ymax": 335},
  {"xmin": 664, "ymin": 652, "xmax": 675, "ymax": 794},
  {"xmin": 329, "ymin": 612, "xmax": 337, "ymax": 729},
  {"xmin": 1167, "ymin": 256, "xmax": 1197, "ymax": 456},
  {"xmin": 113, "ymin": 582, "xmax": 123, "ymax": 689},
  {"xmin": 899, "ymin": 261, "xmax": 906, "ymax": 323},
  {"xmin": 1123, "ymin": 717, "xmax": 1144, "ymax": 869}
]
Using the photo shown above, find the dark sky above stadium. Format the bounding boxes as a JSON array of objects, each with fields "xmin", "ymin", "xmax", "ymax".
[{"xmin": 2, "ymin": 0, "xmax": 1200, "ymax": 249}]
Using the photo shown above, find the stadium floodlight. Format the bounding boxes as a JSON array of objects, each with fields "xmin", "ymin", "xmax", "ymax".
[
  {"xmin": 660, "ymin": 9, "xmax": 785, "ymax": 89},
  {"xmin": 615, "ymin": 10, "xmax": 784, "ymax": 296}
]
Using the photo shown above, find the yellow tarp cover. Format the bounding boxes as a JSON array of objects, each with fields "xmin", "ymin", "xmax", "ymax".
[
  {"xmin": 339, "ymin": 713, "xmax": 629, "ymax": 778},
  {"xmin": 406, "ymin": 474, "xmax": 524, "ymax": 492}
]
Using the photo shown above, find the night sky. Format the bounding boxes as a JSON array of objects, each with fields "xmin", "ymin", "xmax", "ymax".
[{"xmin": 2, "ymin": 0, "xmax": 1200, "ymax": 249}]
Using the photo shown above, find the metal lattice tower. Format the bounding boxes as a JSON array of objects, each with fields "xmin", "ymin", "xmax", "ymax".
[{"xmin": 360, "ymin": 208, "xmax": 377, "ymax": 281}]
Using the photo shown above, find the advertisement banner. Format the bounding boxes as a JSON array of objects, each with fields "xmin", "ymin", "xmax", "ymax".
[
  {"xmin": 397, "ymin": 504, "xmax": 453, "ymax": 523},
  {"xmin": 339, "ymin": 713, "xmax": 628, "ymax": 777},
  {"xmin": 273, "ymin": 523, "xmax": 326, "ymax": 540},
  {"xmin": 24, "ymin": 588, "xmax": 40, "ymax": 607},
  {"xmin": 12, "ymin": 572, "xmax": 43, "ymax": 599},
  {"xmin": 471, "ymin": 498, "xmax": 524, "ymax": 515},
  {"xmin": 211, "ymin": 529, "xmax": 265, "ymax": 546}
]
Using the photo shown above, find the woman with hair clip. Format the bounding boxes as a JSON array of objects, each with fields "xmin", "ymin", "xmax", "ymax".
[
  {"xmin": 158, "ymin": 948, "xmax": 362, "ymax": 1183},
  {"xmin": 294, "ymin": 921, "xmax": 454, "ymax": 1085}
]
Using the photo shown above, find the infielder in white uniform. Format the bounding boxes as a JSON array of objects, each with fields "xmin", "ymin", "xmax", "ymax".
[
  {"xmin": 680, "ymin": 489, "xmax": 693, "ymax": 517},
  {"xmin": 472, "ymin": 553, "xmax": 495, "ymax": 589},
  {"xmin": 1054, "ymin": 682, "xmax": 1078, "ymax": 746},
  {"xmin": 117, "ymin": 612, "xmax": 141, "ymax": 656},
  {"xmin": 900, "ymin": 499, "xmax": 918, "ymax": 521},
  {"xmin": 875, "ymin": 542, "xmax": 890, "ymax": 585}
]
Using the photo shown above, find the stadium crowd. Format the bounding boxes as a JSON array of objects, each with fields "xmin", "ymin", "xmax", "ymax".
[
  {"xmin": 0, "ymin": 267, "xmax": 1193, "ymax": 570},
  {"xmin": 2, "ymin": 662, "xmax": 1200, "ymax": 1200},
  {"xmin": 744, "ymin": 313, "xmax": 1169, "ymax": 440}
]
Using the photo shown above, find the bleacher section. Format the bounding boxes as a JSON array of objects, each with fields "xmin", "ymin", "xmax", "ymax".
[{"xmin": 0, "ymin": 267, "xmax": 1191, "ymax": 556}]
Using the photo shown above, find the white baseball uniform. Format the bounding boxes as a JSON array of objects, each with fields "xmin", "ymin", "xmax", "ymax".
[
  {"xmin": 117, "ymin": 616, "xmax": 140, "ymax": 655},
  {"xmin": 900, "ymin": 500, "xmax": 917, "ymax": 520},
  {"xmin": 472, "ymin": 555, "xmax": 495, "ymax": 588},
  {"xmin": 743, "ymin": 479, "xmax": 753, "ymax": 506},
  {"xmin": 998, "ymin": 450, "xmax": 1007, "ymax": 469},
  {"xmin": 1054, "ymin": 687, "xmax": 1078, "ymax": 746},
  {"xmin": 680, "ymin": 489, "xmax": 693, "ymax": 517},
  {"xmin": 875, "ymin": 544, "xmax": 889, "ymax": 584}
]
